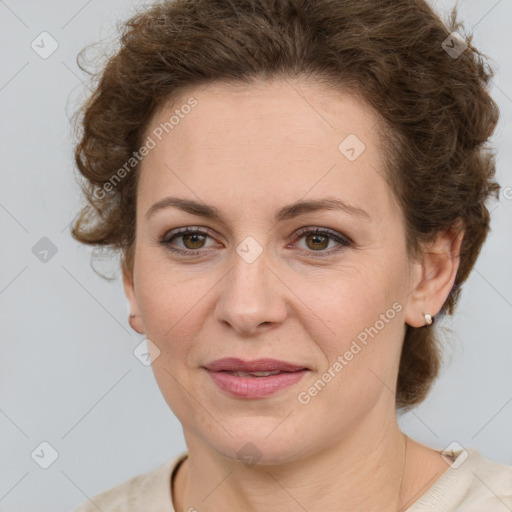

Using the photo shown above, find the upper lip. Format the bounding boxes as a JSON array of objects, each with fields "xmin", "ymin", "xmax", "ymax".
[{"xmin": 203, "ymin": 358, "xmax": 308, "ymax": 372}]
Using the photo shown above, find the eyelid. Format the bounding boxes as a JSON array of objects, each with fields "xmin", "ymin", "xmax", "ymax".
[
  {"xmin": 291, "ymin": 226, "xmax": 353, "ymax": 246},
  {"xmin": 160, "ymin": 226, "xmax": 220, "ymax": 251},
  {"xmin": 161, "ymin": 225, "xmax": 216, "ymax": 241}
]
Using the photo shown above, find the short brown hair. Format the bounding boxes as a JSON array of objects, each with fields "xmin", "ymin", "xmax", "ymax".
[{"xmin": 71, "ymin": 0, "xmax": 500, "ymax": 409}]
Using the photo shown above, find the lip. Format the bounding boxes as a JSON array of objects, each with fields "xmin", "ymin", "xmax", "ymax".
[
  {"xmin": 203, "ymin": 358, "xmax": 309, "ymax": 398},
  {"xmin": 205, "ymin": 368, "xmax": 309, "ymax": 398},
  {"xmin": 203, "ymin": 357, "xmax": 308, "ymax": 373}
]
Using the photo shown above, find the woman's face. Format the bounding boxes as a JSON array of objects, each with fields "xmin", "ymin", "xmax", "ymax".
[{"xmin": 124, "ymin": 78, "xmax": 423, "ymax": 463}]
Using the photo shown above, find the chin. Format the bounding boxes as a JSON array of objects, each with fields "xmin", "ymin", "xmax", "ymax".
[{"xmin": 201, "ymin": 421, "xmax": 314, "ymax": 467}]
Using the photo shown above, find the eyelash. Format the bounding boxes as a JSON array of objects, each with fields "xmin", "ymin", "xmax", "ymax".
[{"xmin": 159, "ymin": 226, "xmax": 352, "ymax": 258}]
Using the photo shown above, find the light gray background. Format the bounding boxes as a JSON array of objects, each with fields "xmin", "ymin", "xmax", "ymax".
[{"xmin": 1, "ymin": 0, "xmax": 511, "ymax": 510}]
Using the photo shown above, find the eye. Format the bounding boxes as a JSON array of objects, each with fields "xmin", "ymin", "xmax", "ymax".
[
  {"xmin": 290, "ymin": 227, "xmax": 352, "ymax": 257},
  {"xmin": 159, "ymin": 226, "xmax": 217, "ymax": 255},
  {"xmin": 159, "ymin": 226, "xmax": 352, "ymax": 257}
]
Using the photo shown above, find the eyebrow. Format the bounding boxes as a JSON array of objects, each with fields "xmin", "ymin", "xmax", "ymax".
[{"xmin": 145, "ymin": 196, "xmax": 371, "ymax": 223}]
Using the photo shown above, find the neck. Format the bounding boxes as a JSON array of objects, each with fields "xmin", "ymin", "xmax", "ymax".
[{"xmin": 174, "ymin": 409, "xmax": 413, "ymax": 512}]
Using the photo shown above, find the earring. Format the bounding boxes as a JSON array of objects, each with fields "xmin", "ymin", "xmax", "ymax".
[{"xmin": 423, "ymin": 313, "xmax": 433, "ymax": 327}]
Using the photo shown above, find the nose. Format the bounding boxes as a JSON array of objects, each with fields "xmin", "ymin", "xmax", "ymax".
[{"xmin": 215, "ymin": 245, "xmax": 288, "ymax": 336}]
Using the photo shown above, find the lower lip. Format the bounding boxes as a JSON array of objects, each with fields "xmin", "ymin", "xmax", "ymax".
[{"xmin": 205, "ymin": 369, "xmax": 309, "ymax": 398}]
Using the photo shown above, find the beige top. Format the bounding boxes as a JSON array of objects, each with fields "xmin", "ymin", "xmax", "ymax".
[{"xmin": 72, "ymin": 447, "xmax": 512, "ymax": 511}]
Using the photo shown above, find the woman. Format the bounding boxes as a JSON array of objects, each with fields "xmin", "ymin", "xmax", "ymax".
[{"xmin": 70, "ymin": 0, "xmax": 512, "ymax": 510}]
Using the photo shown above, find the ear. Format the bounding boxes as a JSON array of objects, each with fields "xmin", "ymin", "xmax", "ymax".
[
  {"xmin": 122, "ymin": 265, "xmax": 145, "ymax": 334},
  {"xmin": 404, "ymin": 220, "xmax": 465, "ymax": 328}
]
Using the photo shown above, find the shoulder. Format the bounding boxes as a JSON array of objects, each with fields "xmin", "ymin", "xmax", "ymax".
[
  {"xmin": 464, "ymin": 449, "xmax": 512, "ymax": 509},
  {"xmin": 407, "ymin": 447, "xmax": 512, "ymax": 511},
  {"xmin": 70, "ymin": 452, "xmax": 188, "ymax": 512}
]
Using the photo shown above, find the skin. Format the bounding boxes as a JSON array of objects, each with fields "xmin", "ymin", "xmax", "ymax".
[{"xmin": 123, "ymin": 77, "xmax": 464, "ymax": 512}]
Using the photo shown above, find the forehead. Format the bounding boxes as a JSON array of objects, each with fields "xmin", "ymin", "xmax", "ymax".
[
  {"xmin": 137, "ymin": 78, "xmax": 397, "ymax": 224},
  {"xmin": 149, "ymin": 78, "xmax": 382, "ymax": 150}
]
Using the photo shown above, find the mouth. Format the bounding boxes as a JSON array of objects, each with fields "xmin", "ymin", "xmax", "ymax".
[
  {"xmin": 202, "ymin": 358, "xmax": 310, "ymax": 398},
  {"xmin": 218, "ymin": 370, "xmax": 292, "ymax": 377}
]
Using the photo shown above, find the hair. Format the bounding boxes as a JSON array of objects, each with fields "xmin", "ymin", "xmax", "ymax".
[{"xmin": 71, "ymin": 0, "xmax": 500, "ymax": 410}]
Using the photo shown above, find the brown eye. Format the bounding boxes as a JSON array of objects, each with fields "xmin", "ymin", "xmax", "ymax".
[
  {"xmin": 160, "ymin": 227, "xmax": 216, "ymax": 255},
  {"xmin": 181, "ymin": 233, "xmax": 207, "ymax": 250},
  {"xmin": 293, "ymin": 227, "xmax": 352, "ymax": 257},
  {"xmin": 304, "ymin": 233, "xmax": 330, "ymax": 251},
  {"xmin": 160, "ymin": 226, "xmax": 352, "ymax": 258}
]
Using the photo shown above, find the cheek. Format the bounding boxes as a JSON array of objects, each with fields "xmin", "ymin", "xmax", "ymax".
[
  {"xmin": 134, "ymin": 250, "xmax": 215, "ymax": 340},
  {"xmin": 292, "ymin": 261, "xmax": 406, "ymax": 394},
  {"xmin": 133, "ymin": 255, "xmax": 212, "ymax": 417},
  {"xmin": 291, "ymin": 259, "xmax": 399, "ymax": 339}
]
